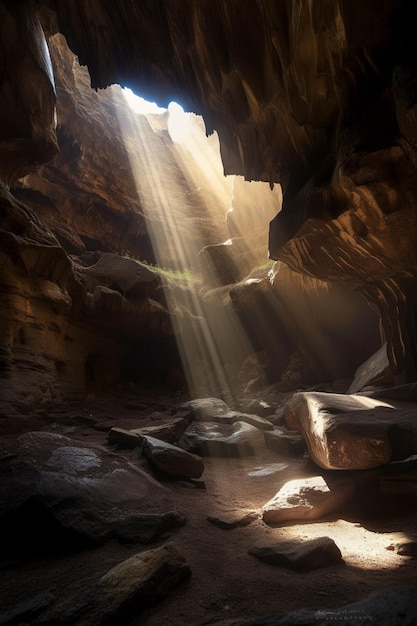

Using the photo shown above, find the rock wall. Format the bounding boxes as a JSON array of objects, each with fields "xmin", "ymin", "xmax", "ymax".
[
  {"xmin": 2, "ymin": 0, "xmax": 417, "ymax": 408},
  {"xmin": 32, "ymin": 0, "xmax": 415, "ymax": 382}
]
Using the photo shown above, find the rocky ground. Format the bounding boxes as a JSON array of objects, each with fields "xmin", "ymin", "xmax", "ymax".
[{"xmin": 0, "ymin": 383, "xmax": 416, "ymax": 626}]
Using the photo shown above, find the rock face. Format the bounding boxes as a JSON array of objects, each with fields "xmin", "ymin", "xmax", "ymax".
[
  {"xmin": 30, "ymin": 0, "xmax": 417, "ymax": 382},
  {"xmin": 2, "ymin": 0, "xmax": 417, "ymax": 405}
]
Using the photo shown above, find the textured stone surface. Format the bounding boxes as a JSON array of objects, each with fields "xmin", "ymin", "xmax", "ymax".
[
  {"xmin": 182, "ymin": 421, "xmax": 262, "ymax": 457},
  {"xmin": 285, "ymin": 392, "xmax": 394, "ymax": 470},
  {"xmin": 285, "ymin": 390, "xmax": 417, "ymax": 470},
  {"xmin": 33, "ymin": 543, "xmax": 191, "ymax": 626},
  {"xmin": 140, "ymin": 435, "xmax": 204, "ymax": 479},
  {"xmin": 262, "ymin": 476, "xmax": 353, "ymax": 526},
  {"xmin": 248, "ymin": 536, "xmax": 343, "ymax": 571},
  {"xmin": 0, "ymin": 431, "xmax": 186, "ymax": 553}
]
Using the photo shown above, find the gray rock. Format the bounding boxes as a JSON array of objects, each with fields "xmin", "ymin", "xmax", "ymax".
[
  {"xmin": 348, "ymin": 342, "xmax": 391, "ymax": 393},
  {"xmin": 0, "ymin": 432, "xmax": 186, "ymax": 553},
  {"xmin": 131, "ymin": 417, "xmax": 189, "ymax": 443},
  {"xmin": 180, "ymin": 399, "xmax": 273, "ymax": 431},
  {"xmin": 248, "ymin": 536, "xmax": 342, "ymax": 570},
  {"xmin": 182, "ymin": 421, "xmax": 262, "ymax": 457},
  {"xmin": 140, "ymin": 435, "xmax": 204, "ymax": 479},
  {"xmin": 262, "ymin": 476, "xmax": 354, "ymax": 525},
  {"xmin": 180, "ymin": 397, "xmax": 231, "ymax": 420}
]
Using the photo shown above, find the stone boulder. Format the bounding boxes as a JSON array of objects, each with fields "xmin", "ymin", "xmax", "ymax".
[
  {"xmin": 32, "ymin": 542, "xmax": 191, "ymax": 625},
  {"xmin": 262, "ymin": 476, "xmax": 354, "ymax": 525},
  {"xmin": 285, "ymin": 390, "xmax": 417, "ymax": 470},
  {"xmin": 248, "ymin": 536, "xmax": 343, "ymax": 571},
  {"xmin": 140, "ymin": 435, "xmax": 205, "ymax": 479},
  {"xmin": 181, "ymin": 421, "xmax": 263, "ymax": 457},
  {"xmin": 0, "ymin": 431, "xmax": 186, "ymax": 554},
  {"xmin": 284, "ymin": 392, "xmax": 394, "ymax": 470}
]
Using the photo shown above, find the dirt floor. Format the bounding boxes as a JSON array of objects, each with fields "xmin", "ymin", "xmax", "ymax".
[{"xmin": 1, "ymin": 384, "xmax": 417, "ymax": 625}]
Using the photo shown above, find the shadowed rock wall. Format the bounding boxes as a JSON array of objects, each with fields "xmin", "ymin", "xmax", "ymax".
[{"xmin": 2, "ymin": 0, "xmax": 417, "ymax": 407}]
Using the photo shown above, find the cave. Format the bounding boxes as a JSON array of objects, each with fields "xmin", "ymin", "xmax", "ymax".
[{"xmin": 1, "ymin": 1, "xmax": 417, "ymax": 625}]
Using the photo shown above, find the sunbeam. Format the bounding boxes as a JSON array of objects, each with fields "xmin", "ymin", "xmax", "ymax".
[{"xmin": 117, "ymin": 88, "xmax": 281, "ymax": 403}]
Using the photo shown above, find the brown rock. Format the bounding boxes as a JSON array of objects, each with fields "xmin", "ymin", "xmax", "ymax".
[{"xmin": 285, "ymin": 392, "xmax": 393, "ymax": 470}]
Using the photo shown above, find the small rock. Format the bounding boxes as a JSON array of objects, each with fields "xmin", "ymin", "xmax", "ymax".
[
  {"xmin": 140, "ymin": 435, "xmax": 204, "ymax": 479},
  {"xmin": 248, "ymin": 536, "xmax": 343, "ymax": 571},
  {"xmin": 131, "ymin": 417, "xmax": 189, "ymax": 444},
  {"xmin": 207, "ymin": 511, "xmax": 258, "ymax": 529},
  {"xmin": 180, "ymin": 397, "xmax": 230, "ymax": 421},
  {"xmin": 182, "ymin": 421, "xmax": 262, "ymax": 457},
  {"xmin": 107, "ymin": 427, "xmax": 141, "ymax": 448}
]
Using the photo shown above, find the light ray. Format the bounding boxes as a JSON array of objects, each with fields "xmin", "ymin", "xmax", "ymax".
[{"xmin": 116, "ymin": 87, "xmax": 279, "ymax": 403}]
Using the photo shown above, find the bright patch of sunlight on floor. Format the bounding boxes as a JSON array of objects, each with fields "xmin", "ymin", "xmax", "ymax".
[
  {"xmin": 116, "ymin": 89, "xmax": 281, "ymax": 404},
  {"xmin": 280, "ymin": 519, "xmax": 408, "ymax": 571}
]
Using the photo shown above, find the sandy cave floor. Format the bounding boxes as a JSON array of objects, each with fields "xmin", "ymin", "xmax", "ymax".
[{"xmin": 1, "ymin": 385, "xmax": 417, "ymax": 625}]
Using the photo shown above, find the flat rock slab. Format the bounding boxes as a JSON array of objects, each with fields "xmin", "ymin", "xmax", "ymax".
[
  {"xmin": 140, "ymin": 435, "xmax": 204, "ymax": 479},
  {"xmin": 348, "ymin": 342, "xmax": 390, "ymax": 394},
  {"xmin": 248, "ymin": 536, "xmax": 342, "ymax": 571},
  {"xmin": 181, "ymin": 421, "xmax": 262, "ymax": 457},
  {"xmin": 262, "ymin": 476, "xmax": 353, "ymax": 525},
  {"xmin": 33, "ymin": 542, "xmax": 190, "ymax": 626},
  {"xmin": 285, "ymin": 392, "xmax": 394, "ymax": 470},
  {"xmin": 286, "ymin": 390, "xmax": 417, "ymax": 470},
  {"xmin": 0, "ymin": 431, "xmax": 186, "ymax": 553},
  {"xmin": 209, "ymin": 587, "xmax": 417, "ymax": 625},
  {"xmin": 207, "ymin": 511, "xmax": 258, "ymax": 530}
]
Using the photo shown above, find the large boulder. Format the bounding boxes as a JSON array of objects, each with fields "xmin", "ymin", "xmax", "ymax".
[
  {"xmin": 0, "ymin": 431, "xmax": 186, "ymax": 554},
  {"xmin": 285, "ymin": 390, "xmax": 417, "ymax": 470}
]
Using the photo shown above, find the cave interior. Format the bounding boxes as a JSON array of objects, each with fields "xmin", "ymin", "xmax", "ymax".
[{"xmin": 1, "ymin": 2, "xmax": 417, "ymax": 625}]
